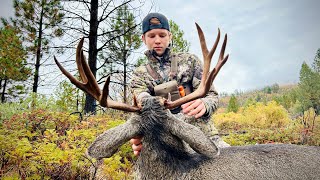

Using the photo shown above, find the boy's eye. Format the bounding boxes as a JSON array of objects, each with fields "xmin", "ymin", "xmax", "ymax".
[{"xmin": 147, "ymin": 33, "xmax": 167, "ymax": 38}]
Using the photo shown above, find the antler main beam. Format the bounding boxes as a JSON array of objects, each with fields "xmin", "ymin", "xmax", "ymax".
[
  {"xmin": 54, "ymin": 38, "xmax": 140, "ymax": 112},
  {"xmin": 164, "ymin": 23, "xmax": 229, "ymax": 109}
]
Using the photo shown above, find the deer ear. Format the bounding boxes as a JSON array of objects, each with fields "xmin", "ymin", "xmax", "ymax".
[
  {"xmin": 167, "ymin": 115, "xmax": 219, "ymax": 157},
  {"xmin": 88, "ymin": 117, "xmax": 140, "ymax": 159}
]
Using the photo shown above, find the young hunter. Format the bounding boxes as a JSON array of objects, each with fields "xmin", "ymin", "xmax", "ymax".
[{"xmin": 129, "ymin": 12, "xmax": 230, "ymax": 156}]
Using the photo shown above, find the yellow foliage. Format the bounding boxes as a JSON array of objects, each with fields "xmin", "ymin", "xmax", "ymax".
[
  {"xmin": 299, "ymin": 109, "xmax": 320, "ymax": 146},
  {"xmin": 0, "ymin": 109, "xmax": 132, "ymax": 179},
  {"xmin": 213, "ymin": 101, "xmax": 320, "ymax": 146},
  {"xmin": 101, "ymin": 153, "xmax": 134, "ymax": 180},
  {"xmin": 214, "ymin": 101, "xmax": 290, "ymax": 130},
  {"xmin": 1, "ymin": 172, "xmax": 20, "ymax": 180},
  {"xmin": 244, "ymin": 101, "xmax": 290, "ymax": 128}
]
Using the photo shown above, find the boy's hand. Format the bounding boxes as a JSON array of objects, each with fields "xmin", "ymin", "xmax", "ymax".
[
  {"xmin": 130, "ymin": 136, "xmax": 143, "ymax": 156},
  {"xmin": 181, "ymin": 99, "xmax": 206, "ymax": 118}
]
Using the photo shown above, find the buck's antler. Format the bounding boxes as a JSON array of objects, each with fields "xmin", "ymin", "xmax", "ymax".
[
  {"xmin": 54, "ymin": 38, "xmax": 140, "ymax": 112},
  {"xmin": 164, "ymin": 23, "xmax": 229, "ymax": 109}
]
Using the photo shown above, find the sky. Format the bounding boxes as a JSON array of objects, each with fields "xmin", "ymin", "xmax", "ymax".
[{"xmin": 1, "ymin": 0, "xmax": 320, "ymax": 95}]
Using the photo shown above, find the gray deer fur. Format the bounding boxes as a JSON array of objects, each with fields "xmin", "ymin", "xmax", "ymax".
[{"xmin": 88, "ymin": 97, "xmax": 320, "ymax": 180}]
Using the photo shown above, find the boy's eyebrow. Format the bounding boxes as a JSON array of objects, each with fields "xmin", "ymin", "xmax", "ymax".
[{"xmin": 147, "ymin": 31, "xmax": 167, "ymax": 37}]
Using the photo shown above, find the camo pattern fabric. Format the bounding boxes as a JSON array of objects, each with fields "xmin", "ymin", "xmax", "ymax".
[{"xmin": 129, "ymin": 49, "xmax": 220, "ymax": 137}]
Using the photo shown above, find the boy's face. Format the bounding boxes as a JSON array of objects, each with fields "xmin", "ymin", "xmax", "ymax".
[{"xmin": 142, "ymin": 28, "xmax": 172, "ymax": 56}]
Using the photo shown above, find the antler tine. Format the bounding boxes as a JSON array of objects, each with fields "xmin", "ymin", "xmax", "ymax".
[
  {"xmin": 54, "ymin": 56, "xmax": 85, "ymax": 90},
  {"xmin": 195, "ymin": 23, "xmax": 220, "ymax": 85},
  {"xmin": 77, "ymin": 38, "xmax": 102, "ymax": 100},
  {"xmin": 54, "ymin": 38, "xmax": 101, "ymax": 100},
  {"xmin": 164, "ymin": 23, "xmax": 229, "ymax": 109},
  {"xmin": 75, "ymin": 38, "xmax": 87, "ymax": 83},
  {"xmin": 207, "ymin": 34, "xmax": 229, "ymax": 87},
  {"xmin": 101, "ymin": 76, "xmax": 141, "ymax": 112},
  {"xmin": 208, "ymin": 28, "xmax": 220, "ymax": 69}
]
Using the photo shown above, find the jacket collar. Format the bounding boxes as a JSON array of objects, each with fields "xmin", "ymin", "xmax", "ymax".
[{"xmin": 144, "ymin": 48, "xmax": 171, "ymax": 63}]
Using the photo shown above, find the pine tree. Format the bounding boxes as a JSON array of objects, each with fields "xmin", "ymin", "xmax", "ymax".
[
  {"xmin": 312, "ymin": 48, "xmax": 320, "ymax": 73},
  {"xmin": 227, "ymin": 94, "xmax": 240, "ymax": 113},
  {"xmin": 271, "ymin": 83, "xmax": 280, "ymax": 93},
  {"xmin": 169, "ymin": 20, "xmax": 190, "ymax": 53},
  {"xmin": 298, "ymin": 62, "xmax": 320, "ymax": 115},
  {"xmin": 0, "ymin": 24, "xmax": 31, "ymax": 102},
  {"xmin": 106, "ymin": 4, "xmax": 141, "ymax": 103},
  {"xmin": 12, "ymin": 0, "xmax": 64, "ymax": 93}
]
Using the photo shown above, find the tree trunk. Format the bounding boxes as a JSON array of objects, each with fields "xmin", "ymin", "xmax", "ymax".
[
  {"xmin": 123, "ymin": 49, "xmax": 127, "ymax": 103},
  {"xmin": 1, "ymin": 79, "xmax": 7, "ymax": 103},
  {"xmin": 84, "ymin": 0, "xmax": 98, "ymax": 114},
  {"xmin": 32, "ymin": 4, "xmax": 44, "ymax": 93}
]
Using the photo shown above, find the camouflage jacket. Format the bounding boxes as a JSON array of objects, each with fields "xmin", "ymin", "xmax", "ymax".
[{"xmin": 130, "ymin": 49, "xmax": 219, "ymax": 120}]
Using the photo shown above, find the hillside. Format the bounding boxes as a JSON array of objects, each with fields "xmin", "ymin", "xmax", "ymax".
[{"xmin": 218, "ymin": 83, "xmax": 298, "ymax": 109}]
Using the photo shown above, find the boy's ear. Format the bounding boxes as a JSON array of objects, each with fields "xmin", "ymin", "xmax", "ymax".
[
  {"xmin": 169, "ymin": 32, "xmax": 173, "ymax": 47},
  {"xmin": 141, "ymin": 34, "xmax": 146, "ymax": 44},
  {"xmin": 169, "ymin": 32, "xmax": 172, "ymax": 41}
]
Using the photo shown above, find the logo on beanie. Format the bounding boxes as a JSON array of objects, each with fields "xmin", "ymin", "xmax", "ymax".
[{"xmin": 150, "ymin": 18, "xmax": 162, "ymax": 26}]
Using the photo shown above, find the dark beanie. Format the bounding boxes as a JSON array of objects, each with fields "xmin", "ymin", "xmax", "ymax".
[{"xmin": 142, "ymin": 13, "xmax": 170, "ymax": 34}]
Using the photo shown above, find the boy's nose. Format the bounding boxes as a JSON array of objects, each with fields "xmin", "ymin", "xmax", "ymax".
[{"xmin": 155, "ymin": 36, "xmax": 161, "ymax": 43}]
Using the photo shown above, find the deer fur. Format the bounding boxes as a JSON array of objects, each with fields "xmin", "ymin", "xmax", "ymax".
[{"xmin": 88, "ymin": 97, "xmax": 320, "ymax": 180}]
